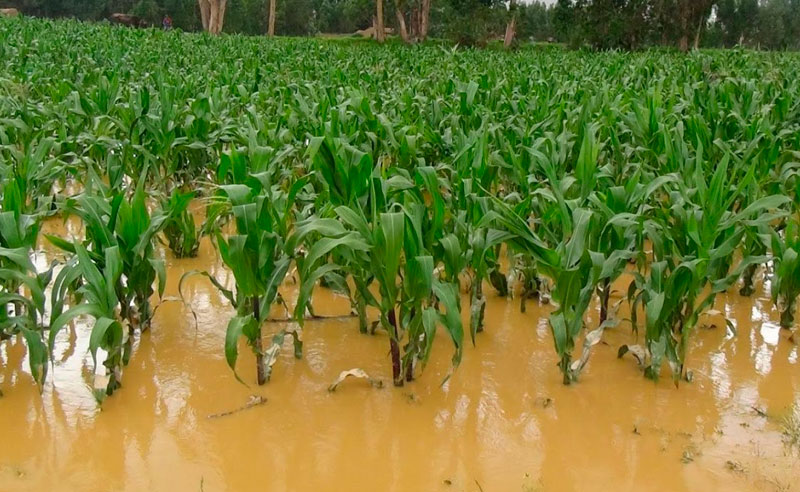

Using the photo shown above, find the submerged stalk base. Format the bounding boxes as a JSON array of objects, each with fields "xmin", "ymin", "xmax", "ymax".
[{"xmin": 388, "ymin": 308, "xmax": 404, "ymax": 387}]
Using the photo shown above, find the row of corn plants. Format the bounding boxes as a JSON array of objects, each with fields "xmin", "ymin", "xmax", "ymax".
[{"xmin": 1, "ymin": 17, "xmax": 799, "ymax": 400}]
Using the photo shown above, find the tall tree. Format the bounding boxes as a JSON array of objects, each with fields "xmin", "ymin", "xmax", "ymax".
[
  {"xmin": 268, "ymin": 0, "xmax": 276, "ymax": 36},
  {"xmin": 375, "ymin": 0, "xmax": 385, "ymax": 42},
  {"xmin": 677, "ymin": 0, "xmax": 716, "ymax": 51},
  {"xmin": 395, "ymin": 0, "xmax": 411, "ymax": 41},
  {"xmin": 394, "ymin": 0, "xmax": 432, "ymax": 43},
  {"xmin": 199, "ymin": 0, "xmax": 210, "ymax": 30},
  {"xmin": 553, "ymin": 0, "xmax": 575, "ymax": 43},
  {"xmin": 198, "ymin": 0, "xmax": 227, "ymax": 33},
  {"xmin": 504, "ymin": 0, "xmax": 517, "ymax": 48},
  {"xmin": 716, "ymin": 0, "xmax": 759, "ymax": 46},
  {"xmin": 419, "ymin": 0, "xmax": 430, "ymax": 39}
]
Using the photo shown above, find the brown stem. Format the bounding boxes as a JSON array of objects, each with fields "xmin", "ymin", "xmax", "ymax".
[
  {"xmin": 253, "ymin": 296, "xmax": 266, "ymax": 385},
  {"xmin": 781, "ymin": 301, "xmax": 796, "ymax": 331},
  {"xmin": 475, "ymin": 278, "xmax": 485, "ymax": 333},
  {"xmin": 388, "ymin": 308, "xmax": 403, "ymax": 387},
  {"xmin": 355, "ymin": 291, "xmax": 368, "ymax": 334},
  {"xmin": 559, "ymin": 354, "xmax": 572, "ymax": 386},
  {"xmin": 599, "ymin": 278, "xmax": 610, "ymax": 325},
  {"xmin": 739, "ymin": 264, "xmax": 757, "ymax": 296}
]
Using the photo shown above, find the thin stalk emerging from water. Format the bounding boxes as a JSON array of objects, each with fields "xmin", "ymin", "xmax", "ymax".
[{"xmin": 253, "ymin": 296, "xmax": 266, "ymax": 385}]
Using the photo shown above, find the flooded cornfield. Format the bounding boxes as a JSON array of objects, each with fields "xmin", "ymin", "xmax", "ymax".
[
  {"xmin": 1, "ymin": 228, "xmax": 798, "ymax": 492},
  {"xmin": 3, "ymin": 16, "xmax": 800, "ymax": 492}
]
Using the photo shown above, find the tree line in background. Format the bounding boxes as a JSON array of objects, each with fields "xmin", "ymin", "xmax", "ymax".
[
  {"xmin": 1, "ymin": 0, "xmax": 799, "ymax": 49},
  {"xmin": 557, "ymin": 0, "xmax": 800, "ymax": 51}
]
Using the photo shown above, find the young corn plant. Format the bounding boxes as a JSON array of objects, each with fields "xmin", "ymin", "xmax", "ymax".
[
  {"xmin": 48, "ymin": 181, "xmax": 169, "ymax": 332},
  {"xmin": 400, "ymin": 189, "xmax": 466, "ymax": 381},
  {"xmin": 588, "ymin": 171, "xmax": 677, "ymax": 323},
  {"xmin": 48, "ymin": 245, "xmax": 127, "ymax": 399},
  {"xmin": 623, "ymin": 155, "xmax": 789, "ymax": 382},
  {"xmin": 0, "ymin": 135, "xmax": 64, "ymax": 216},
  {"xmin": 0, "ymin": 190, "xmax": 43, "ymax": 318},
  {"xmin": 737, "ymin": 168, "xmax": 774, "ymax": 297},
  {"xmin": 490, "ymin": 144, "xmax": 645, "ymax": 384},
  {"xmin": 300, "ymin": 136, "xmax": 377, "ymax": 332},
  {"xmin": 0, "ymin": 179, "xmax": 62, "ymax": 390},
  {"xmin": 770, "ymin": 217, "xmax": 800, "ymax": 331},
  {"xmin": 195, "ymin": 159, "xmax": 305, "ymax": 385},
  {"xmin": 451, "ymin": 178, "xmax": 511, "ymax": 341},
  {"xmin": 162, "ymin": 189, "xmax": 200, "ymax": 258},
  {"xmin": 295, "ymin": 173, "xmax": 464, "ymax": 386},
  {"xmin": 44, "ymin": 181, "xmax": 169, "ymax": 399},
  {"xmin": 511, "ymin": 254, "xmax": 543, "ymax": 313},
  {"xmin": 0, "ymin": 245, "xmax": 52, "ymax": 389},
  {"xmin": 448, "ymin": 130, "xmax": 510, "ymax": 336},
  {"xmin": 488, "ymin": 195, "xmax": 611, "ymax": 384}
]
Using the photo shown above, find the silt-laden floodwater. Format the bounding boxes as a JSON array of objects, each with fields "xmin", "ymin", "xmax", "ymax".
[{"xmin": 1, "ymin": 230, "xmax": 799, "ymax": 492}]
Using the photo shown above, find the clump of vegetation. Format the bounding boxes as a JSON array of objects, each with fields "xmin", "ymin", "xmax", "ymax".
[{"xmin": 781, "ymin": 404, "xmax": 800, "ymax": 452}]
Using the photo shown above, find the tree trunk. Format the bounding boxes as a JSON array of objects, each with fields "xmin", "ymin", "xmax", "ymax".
[
  {"xmin": 253, "ymin": 296, "xmax": 266, "ymax": 385},
  {"xmin": 678, "ymin": 0, "xmax": 689, "ymax": 52},
  {"xmin": 504, "ymin": 15, "xmax": 516, "ymax": 48},
  {"xmin": 199, "ymin": 0, "xmax": 210, "ymax": 31},
  {"xmin": 218, "ymin": 0, "xmax": 228, "ymax": 34},
  {"xmin": 420, "ymin": 0, "xmax": 430, "ymax": 40},
  {"xmin": 410, "ymin": 6, "xmax": 419, "ymax": 40},
  {"xmin": 504, "ymin": 0, "xmax": 517, "ymax": 48},
  {"xmin": 205, "ymin": 0, "xmax": 227, "ymax": 34},
  {"xmin": 693, "ymin": 15, "xmax": 703, "ymax": 50},
  {"xmin": 679, "ymin": 34, "xmax": 689, "ymax": 52},
  {"xmin": 395, "ymin": 8, "xmax": 409, "ymax": 43},
  {"xmin": 208, "ymin": 0, "xmax": 219, "ymax": 34},
  {"xmin": 375, "ymin": 0, "xmax": 385, "ymax": 43},
  {"xmin": 268, "ymin": 0, "xmax": 276, "ymax": 37}
]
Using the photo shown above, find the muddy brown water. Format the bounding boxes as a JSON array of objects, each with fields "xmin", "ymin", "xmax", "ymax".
[{"xmin": 1, "ymin": 225, "xmax": 799, "ymax": 491}]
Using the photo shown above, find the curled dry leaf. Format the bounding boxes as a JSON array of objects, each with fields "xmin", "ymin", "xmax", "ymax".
[
  {"xmin": 262, "ymin": 327, "xmax": 303, "ymax": 382},
  {"xmin": 618, "ymin": 344, "xmax": 648, "ymax": 368},
  {"xmin": 570, "ymin": 327, "xmax": 605, "ymax": 374},
  {"xmin": 328, "ymin": 368, "xmax": 383, "ymax": 392},
  {"xmin": 570, "ymin": 317, "xmax": 619, "ymax": 376}
]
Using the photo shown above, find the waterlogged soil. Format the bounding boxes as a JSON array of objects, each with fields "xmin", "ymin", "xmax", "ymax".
[{"xmin": 1, "ymin": 226, "xmax": 799, "ymax": 491}]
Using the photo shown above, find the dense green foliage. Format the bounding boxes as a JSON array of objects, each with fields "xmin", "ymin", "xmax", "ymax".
[
  {"xmin": 3, "ymin": 0, "xmax": 800, "ymax": 49},
  {"xmin": 1, "ymin": 17, "xmax": 799, "ymax": 399}
]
